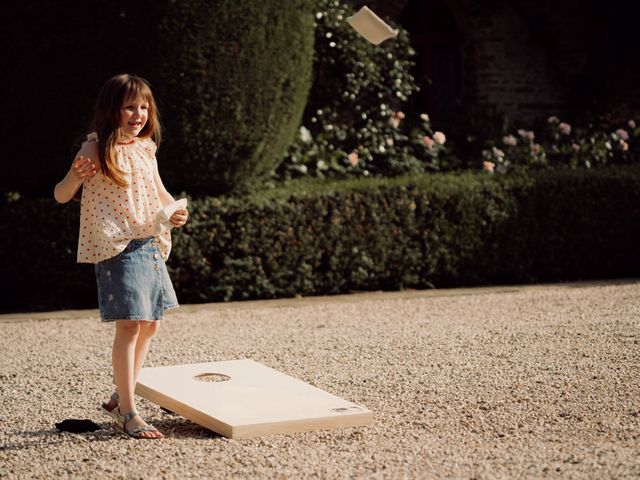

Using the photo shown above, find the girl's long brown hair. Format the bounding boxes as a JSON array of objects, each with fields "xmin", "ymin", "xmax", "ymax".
[{"xmin": 91, "ymin": 73, "xmax": 162, "ymax": 187}]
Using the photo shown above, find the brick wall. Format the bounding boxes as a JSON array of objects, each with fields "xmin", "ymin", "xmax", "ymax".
[{"xmin": 464, "ymin": 2, "xmax": 569, "ymax": 123}]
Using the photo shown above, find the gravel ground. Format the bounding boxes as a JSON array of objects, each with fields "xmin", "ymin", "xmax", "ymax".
[{"xmin": 1, "ymin": 281, "xmax": 639, "ymax": 479}]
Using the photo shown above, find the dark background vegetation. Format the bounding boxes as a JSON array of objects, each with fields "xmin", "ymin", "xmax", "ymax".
[
  {"xmin": 0, "ymin": 0, "xmax": 638, "ymax": 313},
  {"xmin": 0, "ymin": 0, "xmax": 315, "ymax": 197}
]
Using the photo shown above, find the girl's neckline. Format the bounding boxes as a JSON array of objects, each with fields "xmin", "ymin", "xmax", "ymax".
[{"xmin": 116, "ymin": 138, "xmax": 136, "ymax": 145}]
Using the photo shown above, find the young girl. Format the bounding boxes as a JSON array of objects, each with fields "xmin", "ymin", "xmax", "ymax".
[{"xmin": 54, "ymin": 74, "xmax": 188, "ymax": 439}]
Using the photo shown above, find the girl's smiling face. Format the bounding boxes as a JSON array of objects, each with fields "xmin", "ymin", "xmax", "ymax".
[{"xmin": 119, "ymin": 96, "xmax": 149, "ymax": 138}]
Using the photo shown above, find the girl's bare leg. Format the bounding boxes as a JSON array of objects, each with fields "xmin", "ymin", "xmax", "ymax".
[
  {"xmin": 133, "ymin": 320, "xmax": 160, "ymax": 383},
  {"xmin": 104, "ymin": 321, "xmax": 161, "ymax": 407},
  {"xmin": 112, "ymin": 320, "xmax": 162, "ymax": 438}
]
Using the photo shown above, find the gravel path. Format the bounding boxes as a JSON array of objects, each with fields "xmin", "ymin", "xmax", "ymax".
[{"xmin": 1, "ymin": 281, "xmax": 639, "ymax": 479}]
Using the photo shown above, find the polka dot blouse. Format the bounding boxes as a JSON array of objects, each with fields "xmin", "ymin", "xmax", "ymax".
[{"xmin": 77, "ymin": 133, "xmax": 172, "ymax": 264}]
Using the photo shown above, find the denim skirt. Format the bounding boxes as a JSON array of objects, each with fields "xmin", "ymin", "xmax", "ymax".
[{"xmin": 94, "ymin": 237, "xmax": 179, "ymax": 322}]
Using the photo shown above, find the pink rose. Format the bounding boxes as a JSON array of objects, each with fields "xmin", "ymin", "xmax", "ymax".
[
  {"xmin": 517, "ymin": 129, "xmax": 535, "ymax": 142},
  {"xmin": 389, "ymin": 117, "xmax": 400, "ymax": 129},
  {"xmin": 396, "ymin": 111, "xmax": 406, "ymax": 120},
  {"xmin": 433, "ymin": 131, "xmax": 446, "ymax": 144},
  {"xmin": 531, "ymin": 144, "xmax": 541, "ymax": 155},
  {"xmin": 492, "ymin": 146, "xmax": 505, "ymax": 158},
  {"xmin": 571, "ymin": 143, "xmax": 581, "ymax": 152},
  {"xmin": 619, "ymin": 140, "xmax": 629, "ymax": 152},
  {"xmin": 420, "ymin": 113, "xmax": 430, "ymax": 122},
  {"xmin": 502, "ymin": 135, "xmax": 518, "ymax": 146},
  {"xmin": 615, "ymin": 129, "xmax": 629, "ymax": 141},
  {"xmin": 423, "ymin": 136, "xmax": 435, "ymax": 149},
  {"xmin": 483, "ymin": 161, "xmax": 495, "ymax": 172},
  {"xmin": 347, "ymin": 152, "xmax": 359, "ymax": 167},
  {"xmin": 629, "ymin": 120, "xmax": 637, "ymax": 129},
  {"xmin": 559, "ymin": 122, "xmax": 571, "ymax": 135}
]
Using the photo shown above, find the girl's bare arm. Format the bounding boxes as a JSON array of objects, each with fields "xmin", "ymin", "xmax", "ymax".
[{"xmin": 54, "ymin": 143, "xmax": 98, "ymax": 204}]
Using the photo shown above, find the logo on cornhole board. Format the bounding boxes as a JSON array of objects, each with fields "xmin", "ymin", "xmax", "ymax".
[{"xmin": 135, "ymin": 359, "xmax": 373, "ymax": 439}]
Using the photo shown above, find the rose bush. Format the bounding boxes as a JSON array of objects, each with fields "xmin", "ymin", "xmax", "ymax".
[
  {"xmin": 480, "ymin": 116, "xmax": 638, "ymax": 173},
  {"xmin": 276, "ymin": 0, "xmax": 450, "ymax": 180},
  {"xmin": 274, "ymin": 0, "xmax": 637, "ymax": 180}
]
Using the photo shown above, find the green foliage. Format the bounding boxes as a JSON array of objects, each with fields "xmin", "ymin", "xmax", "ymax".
[
  {"xmin": 3, "ymin": 166, "xmax": 640, "ymax": 312},
  {"xmin": 451, "ymin": 111, "xmax": 639, "ymax": 173},
  {"xmin": 277, "ymin": 0, "xmax": 450, "ymax": 179},
  {"xmin": 153, "ymin": 0, "xmax": 316, "ymax": 194},
  {"xmin": 305, "ymin": 1, "xmax": 416, "ymax": 123},
  {"xmin": 0, "ymin": 197, "xmax": 96, "ymax": 312}
]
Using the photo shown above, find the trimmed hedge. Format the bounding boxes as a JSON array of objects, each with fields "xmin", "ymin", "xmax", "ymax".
[
  {"xmin": 151, "ymin": 0, "xmax": 316, "ymax": 194},
  {"xmin": 2, "ymin": 166, "xmax": 640, "ymax": 312}
]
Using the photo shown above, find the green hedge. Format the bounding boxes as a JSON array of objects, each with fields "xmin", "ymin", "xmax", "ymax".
[
  {"xmin": 151, "ymin": 0, "xmax": 315, "ymax": 194},
  {"xmin": 2, "ymin": 166, "xmax": 639, "ymax": 313}
]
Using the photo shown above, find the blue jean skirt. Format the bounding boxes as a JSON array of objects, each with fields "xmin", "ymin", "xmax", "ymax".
[{"xmin": 95, "ymin": 237, "xmax": 179, "ymax": 322}]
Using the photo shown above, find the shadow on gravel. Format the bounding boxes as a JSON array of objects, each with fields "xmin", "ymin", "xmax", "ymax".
[
  {"xmin": 152, "ymin": 415, "xmax": 223, "ymax": 440},
  {"xmin": 0, "ymin": 426, "xmax": 116, "ymax": 452},
  {"xmin": 1, "ymin": 418, "xmax": 220, "ymax": 452}
]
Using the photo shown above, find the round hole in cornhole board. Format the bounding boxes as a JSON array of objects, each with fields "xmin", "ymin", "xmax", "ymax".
[{"xmin": 194, "ymin": 373, "xmax": 231, "ymax": 382}]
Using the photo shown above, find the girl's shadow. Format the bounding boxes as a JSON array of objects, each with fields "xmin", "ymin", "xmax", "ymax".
[
  {"xmin": 1, "ymin": 415, "xmax": 221, "ymax": 452},
  {"xmin": 1, "ymin": 424, "xmax": 115, "ymax": 452}
]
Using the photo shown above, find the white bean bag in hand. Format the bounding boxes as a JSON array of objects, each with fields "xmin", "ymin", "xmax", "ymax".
[{"xmin": 154, "ymin": 198, "xmax": 188, "ymax": 235}]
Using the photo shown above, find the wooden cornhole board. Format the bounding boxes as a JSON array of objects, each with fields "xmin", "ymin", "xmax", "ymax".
[{"xmin": 135, "ymin": 359, "xmax": 373, "ymax": 439}]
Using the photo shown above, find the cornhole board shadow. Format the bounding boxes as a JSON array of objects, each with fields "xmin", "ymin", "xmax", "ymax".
[{"xmin": 135, "ymin": 359, "xmax": 373, "ymax": 439}]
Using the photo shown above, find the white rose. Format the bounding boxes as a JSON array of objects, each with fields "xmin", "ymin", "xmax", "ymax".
[{"xmin": 433, "ymin": 131, "xmax": 446, "ymax": 144}]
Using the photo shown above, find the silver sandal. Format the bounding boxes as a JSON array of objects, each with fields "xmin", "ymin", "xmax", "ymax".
[
  {"xmin": 116, "ymin": 410, "xmax": 164, "ymax": 439},
  {"xmin": 100, "ymin": 391, "xmax": 119, "ymax": 420}
]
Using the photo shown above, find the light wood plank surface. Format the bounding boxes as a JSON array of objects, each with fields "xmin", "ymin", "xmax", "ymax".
[{"xmin": 135, "ymin": 359, "xmax": 373, "ymax": 439}]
